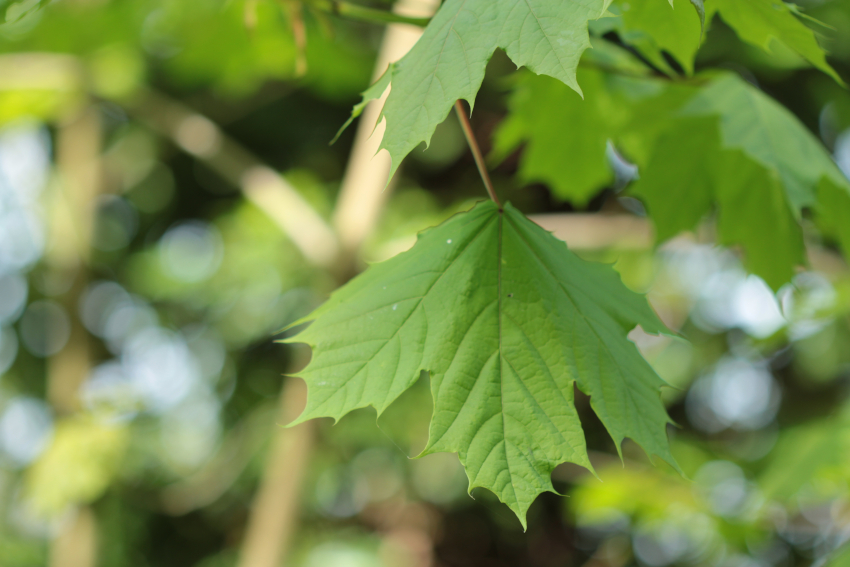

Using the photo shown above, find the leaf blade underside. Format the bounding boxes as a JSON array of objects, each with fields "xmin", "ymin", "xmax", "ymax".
[{"xmin": 286, "ymin": 201, "xmax": 679, "ymax": 527}]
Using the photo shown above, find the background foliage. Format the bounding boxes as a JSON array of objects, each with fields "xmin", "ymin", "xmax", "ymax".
[{"xmin": 0, "ymin": 0, "xmax": 850, "ymax": 566}]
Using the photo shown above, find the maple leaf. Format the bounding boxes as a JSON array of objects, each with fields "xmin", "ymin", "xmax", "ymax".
[
  {"xmin": 632, "ymin": 119, "xmax": 805, "ymax": 290},
  {"xmin": 612, "ymin": 0, "xmax": 703, "ymax": 75},
  {"xmin": 709, "ymin": 0, "xmax": 843, "ymax": 85},
  {"xmin": 494, "ymin": 68, "xmax": 850, "ymax": 290},
  {"xmin": 680, "ymin": 74, "xmax": 848, "ymax": 213},
  {"xmin": 339, "ymin": 0, "xmax": 618, "ymax": 182},
  {"xmin": 285, "ymin": 201, "xmax": 679, "ymax": 527},
  {"xmin": 607, "ymin": 0, "xmax": 837, "ymax": 82},
  {"xmin": 491, "ymin": 63, "xmax": 696, "ymax": 205}
]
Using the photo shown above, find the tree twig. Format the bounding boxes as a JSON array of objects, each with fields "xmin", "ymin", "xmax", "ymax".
[
  {"xmin": 455, "ymin": 100, "xmax": 501, "ymax": 207},
  {"xmin": 236, "ymin": 378, "xmax": 313, "ymax": 567},
  {"xmin": 308, "ymin": 0, "xmax": 430, "ymax": 27},
  {"xmin": 127, "ymin": 89, "xmax": 340, "ymax": 269}
]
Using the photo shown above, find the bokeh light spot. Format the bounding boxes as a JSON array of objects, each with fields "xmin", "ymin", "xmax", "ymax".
[
  {"xmin": 19, "ymin": 300, "xmax": 71, "ymax": 357},
  {"xmin": 158, "ymin": 221, "xmax": 223, "ymax": 283}
]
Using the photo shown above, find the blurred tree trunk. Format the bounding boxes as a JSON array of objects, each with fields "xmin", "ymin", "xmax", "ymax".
[
  {"xmin": 233, "ymin": 375, "xmax": 313, "ymax": 567},
  {"xmin": 331, "ymin": 0, "xmax": 440, "ymax": 275},
  {"xmin": 49, "ymin": 507, "xmax": 99, "ymax": 567},
  {"xmin": 236, "ymin": 2, "xmax": 438, "ymax": 566},
  {"xmin": 47, "ymin": 104, "xmax": 102, "ymax": 567}
]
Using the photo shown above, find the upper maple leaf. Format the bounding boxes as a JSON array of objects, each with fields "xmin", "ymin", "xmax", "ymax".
[{"xmin": 337, "ymin": 0, "xmax": 616, "ymax": 182}]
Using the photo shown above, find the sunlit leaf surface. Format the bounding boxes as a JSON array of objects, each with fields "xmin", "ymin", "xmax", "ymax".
[{"xmin": 287, "ymin": 201, "xmax": 678, "ymax": 526}]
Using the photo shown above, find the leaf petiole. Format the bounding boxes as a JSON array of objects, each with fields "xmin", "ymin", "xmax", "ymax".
[{"xmin": 455, "ymin": 100, "xmax": 501, "ymax": 207}]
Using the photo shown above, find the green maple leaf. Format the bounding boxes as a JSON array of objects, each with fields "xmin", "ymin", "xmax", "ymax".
[
  {"xmin": 491, "ymin": 68, "xmax": 621, "ymax": 206},
  {"xmin": 710, "ymin": 0, "xmax": 843, "ymax": 84},
  {"xmin": 613, "ymin": 0, "xmax": 703, "ymax": 75},
  {"xmin": 677, "ymin": 74, "xmax": 850, "ymax": 279},
  {"xmin": 285, "ymin": 201, "xmax": 679, "ymax": 527},
  {"xmin": 819, "ymin": 177, "xmax": 850, "ymax": 262},
  {"xmin": 492, "ymin": 64, "xmax": 695, "ymax": 204},
  {"xmin": 680, "ymin": 73, "xmax": 849, "ymax": 214},
  {"xmin": 758, "ymin": 408, "xmax": 850, "ymax": 502},
  {"xmin": 495, "ymin": 68, "xmax": 850, "ymax": 290},
  {"xmin": 339, "ymin": 0, "xmax": 620, "ymax": 181},
  {"xmin": 609, "ymin": 0, "xmax": 840, "ymax": 80},
  {"xmin": 632, "ymin": 120, "xmax": 805, "ymax": 290}
]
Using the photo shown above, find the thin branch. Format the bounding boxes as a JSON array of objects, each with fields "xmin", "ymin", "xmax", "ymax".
[
  {"xmin": 47, "ymin": 100, "xmax": 102, "ymax": 567},
  {"xmin": 455, "ymin": 100, "xmax": 501, "ymax": 207},
  {"xmin": 308, "ymin": 0, "xmax": 430, "ymax": 27},
  {"xmin": 127, "ymin": 88, "xmax": 340, "ymax": 268},
  {"xmin": 577, "ymin": 58, "xmax": 713, "ymax": 84}
]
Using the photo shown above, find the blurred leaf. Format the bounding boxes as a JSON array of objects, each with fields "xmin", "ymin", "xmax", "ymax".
[
  {"xmin": 0, "ymin": 89, "xmax": 75, "ymax": 126},
  {"xmin": 681, "ymin": 73, "xmax": 848, "ymax": 213},
  {"xmin": 569, "ymin": 459, "xmax": 763, "ymax": 566},
  {"xmin": 571, "ymin": 464, "xmax": 699, "ymax": 525},
  {"xmin": 26, "ymin": 417, "xmax": 129, "ymax": 516},
  {"xmin": 491, "ymin": 69, "xmax": 613, "ymax": 206},
  {"xmin": 758, "ymin": 409, "xmax": 850, "ymax": 501},
  {"xmin": 613, "ymin": 0, "xmax": 703, "ymax": 74},
  {"xmin": 690, "ymin": 0, "xmax": 705, "ymax": 31},
  {"xmin": 492, "ymin": 64, "xmax": 693, "ymax": 205},
  {"xmin": 710, "ymin": 0, "xmax": 843, "ymax": 84},
  {"xmin": 0, "ymin": 0, "xmax": 371, "ymax": 98},
  {"xmin": 496, "ymin": 69, "xmax": 850, "ymax": 289},
  {"xmin": 634, "ymin": 126, "xmax": 805, "ymax": 290},
  {"xmin": 818, "ymin": 176, "xmax": 850, "ymax": 260},
  {"xmin": 286, "ymin": 201, "xmax": 679, "ymax": 527},
  {"xmin": 1, "ymin": 0, "xmax": 45, "ymax": 24}
]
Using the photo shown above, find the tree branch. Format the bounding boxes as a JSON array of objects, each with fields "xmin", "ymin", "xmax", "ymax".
[
  {"xmin": 308, "ymin": 0, "xmax": 430, "ymax": 27},
  {"xmin": 126, "ymin": 89, "xmax": 341, "ymax": 269}
]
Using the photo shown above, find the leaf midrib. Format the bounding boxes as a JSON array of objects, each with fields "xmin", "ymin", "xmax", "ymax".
[{"xmin": 505, "ymin": 212, "xmax": 646, "ymax": 444}]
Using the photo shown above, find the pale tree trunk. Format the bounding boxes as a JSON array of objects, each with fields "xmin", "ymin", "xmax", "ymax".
[
  {"xmin": 235, "ymin": 2, "xmax": 439, "ymax": 566},
  {"xmin": 332, "ymin": 0, "xmax": 441, "ymax": 257},
  {"xmin": 47, "ymin": 104, "xmax": 102, "ymax": 567}
]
